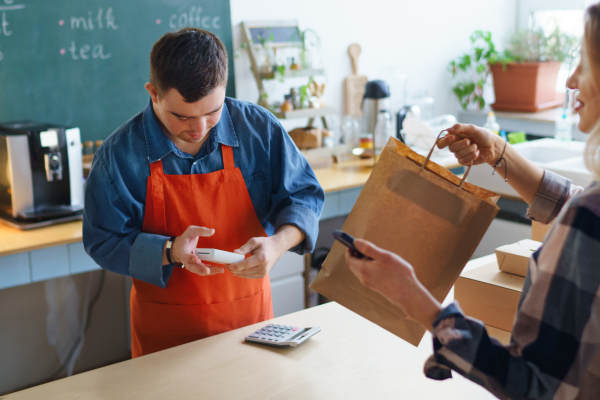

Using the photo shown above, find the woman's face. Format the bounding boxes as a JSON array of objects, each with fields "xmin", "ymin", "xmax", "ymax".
[{"xmin": 567, "ymin": 43, "xmax": 600, "ymax": 133}]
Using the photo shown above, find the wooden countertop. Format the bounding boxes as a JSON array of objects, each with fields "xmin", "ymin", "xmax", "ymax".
[
  {"xmin": 312, "ymin": 158, "xmax": 374, "ymax": 193},
  {"xmin": 5, "ymin": 301, "xmax": 497, "ymax": 400},
  {"xmin": 0, "ymin": 220, "xmax": 82, "ymax": 257},
  {"xmin": 312, "ymin": 155, "xmax": 461, "ymax": 193},
  {"xmin": 0, "ymin": 155, "xmax": 461, "ymax": 257}
]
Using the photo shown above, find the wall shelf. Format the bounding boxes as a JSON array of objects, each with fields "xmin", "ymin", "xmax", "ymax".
[
  {"xmin": 273, "ymin": 107, "xmax": 335, "ymax": 119},
  {"xmin": 260, "ymin": 68, "xmax": 325, "ymax": 80}
]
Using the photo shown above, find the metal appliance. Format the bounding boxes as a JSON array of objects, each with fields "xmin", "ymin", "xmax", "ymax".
[
  {"xmin": 0, "ymin": 121, "xmax": 84, "ymax": 229},
  {"xmin": 362, "ymin": 80, "xmax": 391, "ymax": 135}
]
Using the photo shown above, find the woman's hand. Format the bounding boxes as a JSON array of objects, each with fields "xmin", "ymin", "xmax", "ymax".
[
  {"xmin": 346, "ymin": 239, "xmax": 442, "ymax": 331},
  {"xmin": 437, "ymin": 123, "xmax": 503, "ymax": 166}
]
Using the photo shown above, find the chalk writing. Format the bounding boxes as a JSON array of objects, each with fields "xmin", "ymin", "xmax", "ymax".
[
  {"xmin": 168, "ymin": 7, "xmax": 220, "ymax": 30},
  {"xmin": 68, "ymin": 41, "xmax": 111, "ymax": 60},
  {"xmin": 1, "ymin": 11, "xmax": 10, "ymax": 36},
  {"xmin": 70, "ymin": 8, "xmax": 118, "ymax": 30},
  {"xmin": 1, "ymin": 0, "xmax": 25, "ymax": 37},
  {"xmin": 0, "ymin": 46, "xmax": 3, "ymax": 61},
  {"xmin": 61, "ymin": 7, "xmax": 118, "ymax": 61}
]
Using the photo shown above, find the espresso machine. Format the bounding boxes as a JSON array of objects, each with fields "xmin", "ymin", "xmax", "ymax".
[{"xmin": 0, "ymin": 121, "xmax": 84, "ymax": 229}]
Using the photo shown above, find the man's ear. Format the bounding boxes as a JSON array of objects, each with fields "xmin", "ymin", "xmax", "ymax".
[{"xmin": 145, "ymin": 82, "xmax": 159, "ymax": 103}]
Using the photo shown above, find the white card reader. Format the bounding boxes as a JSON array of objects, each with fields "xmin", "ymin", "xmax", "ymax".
[{"xmin": 195, "ymin": 248, "xmax": 245, "ymax": 265}]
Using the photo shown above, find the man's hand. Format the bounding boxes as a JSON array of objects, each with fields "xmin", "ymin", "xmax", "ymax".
[
  {"xmin": 163, "ymin": 226, "xmax": 224, "ymax": 276},
  {"xmin": 345, "ymin": 239, "xmax": 441, "ymax": 331},
  {"xmin": 227, "ymin": 225, "xmax": 304, "ymax": 279}
]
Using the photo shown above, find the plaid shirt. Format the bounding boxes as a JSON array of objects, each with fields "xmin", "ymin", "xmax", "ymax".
[{"xmin": 425, "ymin": 170, "xmax": 600, "ymax": 399}]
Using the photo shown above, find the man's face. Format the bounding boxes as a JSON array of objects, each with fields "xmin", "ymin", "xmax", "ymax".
[{"xmin": 145, "ymin": 83, "xmax": 226, "ymax": 147}]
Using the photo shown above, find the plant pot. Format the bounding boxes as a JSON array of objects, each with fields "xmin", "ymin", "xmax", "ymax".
[{"xmin": 490, "ymin": 61, "xmax": 563, "ymax": 112}]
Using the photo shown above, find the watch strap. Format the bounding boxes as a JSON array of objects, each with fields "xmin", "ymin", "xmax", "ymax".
[{"xmin": 166, "ymin": 236, "xmax": 184, "ymax": 268}]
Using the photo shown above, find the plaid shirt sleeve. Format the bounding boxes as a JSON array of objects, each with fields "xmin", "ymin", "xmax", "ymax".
[
  {"xmin": 424, "ymin": 174, "xmax": 600, "ymax": 399},
  {"xmin": 526, "ymin": 170, "xmax": 584, "ymax": 224}
]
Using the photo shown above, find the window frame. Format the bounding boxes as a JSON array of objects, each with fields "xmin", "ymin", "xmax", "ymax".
[{"xmin": 518, "ymin": 0, "xmax": 587, "ymax": 30}]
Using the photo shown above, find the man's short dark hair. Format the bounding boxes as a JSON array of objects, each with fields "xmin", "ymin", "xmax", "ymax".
[{"xmin": 150, "ymin": 28, "xmax": 228, "ymax": 103}]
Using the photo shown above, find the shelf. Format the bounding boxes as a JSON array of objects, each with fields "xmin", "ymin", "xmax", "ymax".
[
  {"xmin": 260, "ymin": 68, "xmax": 325, "ymax": 80},
  {"xmin": 273, "ymin": 107, "xmax": 335, "ymax": 119}
]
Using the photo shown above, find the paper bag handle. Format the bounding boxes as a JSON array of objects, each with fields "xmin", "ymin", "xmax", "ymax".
[{"xmin": 420, "ymin": 130, "xmax": 472, "ymax": 190}]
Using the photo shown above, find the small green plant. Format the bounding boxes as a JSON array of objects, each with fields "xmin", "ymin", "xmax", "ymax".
[
  {"xmin": 448, "ymin": 31, "xmax": 508, "ymax": 110},
  {"xmin": 276, "ymin": 64, "xmax": 286, "ymax": 82},
  {"xmin": 300, "ymin": 28, "xmax": 321, "ymax": 69},
  {"xmin": 299, "ymin": 83, "xmax": 308, "ymax": 108},
  {"xmin": 507, "ymin": 27, "xmax": 579, "ymax": 63}
]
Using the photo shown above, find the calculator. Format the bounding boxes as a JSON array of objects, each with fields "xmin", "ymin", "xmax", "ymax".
[{"xmin": 244, "ymin": 324, "xmax": 321, "ymax": 347}]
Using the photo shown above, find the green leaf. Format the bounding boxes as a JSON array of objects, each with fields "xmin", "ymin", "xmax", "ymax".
[
  {"xmin": 477, "ymin": 96, "xmax": 485, "ymax": 110},
  {"xmin": 466, "ymin": 82, "xmax": 475, "ymax": 95},
  {"xmin": 474, "ymin": 47, "xmax": 484, "ymax": 62},
  {"xmin": 476, "ymin": 63, "xmax": 487, "ymax": 74}
]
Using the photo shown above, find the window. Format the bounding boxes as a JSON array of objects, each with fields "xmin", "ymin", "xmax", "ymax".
[{"xmin": 518, "ymin": 0, "xmax": 586, "ymax": 91}]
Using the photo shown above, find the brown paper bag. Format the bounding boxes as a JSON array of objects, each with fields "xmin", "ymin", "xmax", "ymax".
[{"xmin": 310, "ymin": 137, "xmax": 499, "ymax": 346}]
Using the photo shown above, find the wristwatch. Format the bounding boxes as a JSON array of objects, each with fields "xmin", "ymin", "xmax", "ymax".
[{"xmin": 166, "ymin": 236, "xmax": 184, "ymax": 268}]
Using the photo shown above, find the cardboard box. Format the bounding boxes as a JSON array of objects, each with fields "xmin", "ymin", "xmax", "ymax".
[
  {"xmin": 454, "ymin": 261, "xmax": 525, "ymax": 332},
  {"xmin": 495, "ymin": 239, "xmax": 542, "ymax": 277},
  {"xmin": 532, "ymin": 221, "xmax": 551, "ymax": 241}
]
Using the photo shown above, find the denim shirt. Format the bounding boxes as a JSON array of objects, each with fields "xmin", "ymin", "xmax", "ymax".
[{"xmin": 82, "ymin": 98, "xmax": 324, "ymax": 288}]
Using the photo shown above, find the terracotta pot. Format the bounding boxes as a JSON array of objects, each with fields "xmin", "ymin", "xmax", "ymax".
[{"xmin": 490, "ymin": 61, "xmax": 563, "ymax": 112}]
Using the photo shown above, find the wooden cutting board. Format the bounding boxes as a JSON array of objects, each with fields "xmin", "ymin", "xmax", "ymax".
[{"xmin": 344, "ymin": 43, "xmax": 368, "ymax": 116}]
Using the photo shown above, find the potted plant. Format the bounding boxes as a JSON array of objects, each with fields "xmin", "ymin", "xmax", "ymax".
[
  {"xmin": 448, "ymin": 30, "xmax": 506, "ymax": 110},
  {"xmin": 449, "ymin": 29, "xmax": 578, "ymax": 112},
  {"xmin": 489, "ymin": 28, "xmax": 579, "ymax": 112}
]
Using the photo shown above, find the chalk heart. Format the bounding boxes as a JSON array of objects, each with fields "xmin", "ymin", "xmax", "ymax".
[
  {"xmin": 156, "ymin": 19, "xmax": 161, "ymax": 25},
  {"xmin": 60, "ymin": 48, "xmax": 66, "ymax": 55},
  {"xmin": 59, "ymin": 20, "xmax": 64, "ymax": 26}
]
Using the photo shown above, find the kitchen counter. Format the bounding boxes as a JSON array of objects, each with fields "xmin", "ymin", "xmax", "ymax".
[
  {"xmin": 5, "ymin": 301, "xmax": 498, "ymax": 400},
  {"xmin": 459, "ymin": 107, "xmax": 584, "ymax": 140},
  {"xmin": 0, "ymin": 155, "xmax": 462, "ymax": 257},
  {"xmin": 0, "ymin": 220, "xmax": 82, "ymax": 258}
]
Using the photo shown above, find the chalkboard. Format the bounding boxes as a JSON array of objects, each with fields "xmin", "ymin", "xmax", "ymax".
[{"xmin": 0, "ymin": 0, "xmax": 235, "ymax": 142}]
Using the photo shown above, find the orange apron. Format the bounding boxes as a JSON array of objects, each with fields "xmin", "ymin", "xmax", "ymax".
[{"xmin": 130, "ymin": 144, "xmax": 273, "ymax": 358}]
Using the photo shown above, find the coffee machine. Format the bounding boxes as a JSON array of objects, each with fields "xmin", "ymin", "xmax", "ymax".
[{"xmin": 0, "ymin": 121, "xmax": 84, "ymax": 229}]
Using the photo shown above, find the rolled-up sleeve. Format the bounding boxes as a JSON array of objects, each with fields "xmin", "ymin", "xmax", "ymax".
[
  {"xmin": 267, "ymin": 117, "xmax": 324, "ymax": 254},
  {"xmin": 526, "ymin": 170, "xmax": 579, "ymax": 224},
  {"xmin": 82, "ymin": 152, "xmax": 172, "ymax": 288}
]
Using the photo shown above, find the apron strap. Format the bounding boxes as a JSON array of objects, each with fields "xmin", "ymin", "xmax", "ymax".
[
  {"xmin": 222, "ymin": 145, "xmax": 234, "ymax": 170},
  {"xmin": 149, "ymin": 160, "xmax": 168, "ymax": 235}
]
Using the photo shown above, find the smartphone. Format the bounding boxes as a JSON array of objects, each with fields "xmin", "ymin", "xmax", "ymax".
[{"xmin": 332, "ymin": 229, "xmax": 372, "ymax": 260}]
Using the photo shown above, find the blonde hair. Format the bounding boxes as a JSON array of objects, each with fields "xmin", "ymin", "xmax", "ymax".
[{"xmin": 584, "ymin": 4, "xmax": 600, "ymax": 178}]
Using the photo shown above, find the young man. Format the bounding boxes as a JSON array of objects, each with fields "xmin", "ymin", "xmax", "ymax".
[{"xmin": 83, "ymin": 28, "xmax": 324, "ymax": 357}]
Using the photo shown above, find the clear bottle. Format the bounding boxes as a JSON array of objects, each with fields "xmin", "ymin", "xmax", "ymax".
[
  {"xmin": 483, "ymin": 111, "xmax": 500, "ymax": 135},
  {"xmin": 374, "ymin": 109, "xmax": 393, "ymax": 153},
  {"xmin": 554, "ymin": 112, "xmax": 572, "ymax": 141},
  {"xmin": 342, "ymin": 116, "xmax": 360, "ymax": 150}
]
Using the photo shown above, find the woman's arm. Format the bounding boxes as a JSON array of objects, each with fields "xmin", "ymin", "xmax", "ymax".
[
  {"xmin": 348, "ymin": 194, "xmax": 600, "ymax": 399},
  {"xmin": 439, "ymin": 124, "xmax": 545, "ymax": 204}
]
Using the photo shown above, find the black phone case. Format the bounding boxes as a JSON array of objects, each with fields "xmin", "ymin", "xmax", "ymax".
[{"xmin": 332, "ymin": 230, "xmax": 372, "ymax": 260}]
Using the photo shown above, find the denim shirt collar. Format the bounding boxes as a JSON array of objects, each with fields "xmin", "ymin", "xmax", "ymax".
[{"xmin": 142, "ymin": 98, "xmax": 239, "ymax": 163}]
